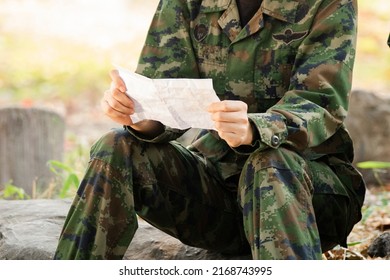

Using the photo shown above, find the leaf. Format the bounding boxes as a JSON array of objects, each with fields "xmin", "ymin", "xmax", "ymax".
[
  {"xmin": 47, "ymin": 160, "xmax": 76, "ymax": 174},
  {"xmin": 1, "ymin": 183, "xmax": 30, "ymax": 200},
  {"xmin": 356, "ymin": 161, "xmax": 390, "ymax": 169},
  {"xmin": 347, "ymin": 241, "xmax": 363, "ymax": 247},
  {"xmin": 59, "ymin": 174, "xmax": 79, "ymax": 198}
]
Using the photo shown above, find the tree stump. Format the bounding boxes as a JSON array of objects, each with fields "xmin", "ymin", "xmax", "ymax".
[{"xmin": 0, "ymin": 107, "xmax": 65, "ymax": 196}]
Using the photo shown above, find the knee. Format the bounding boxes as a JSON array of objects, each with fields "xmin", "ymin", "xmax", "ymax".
[
  {"xmin": 241, "ymin": 147, "xmax": 307, "ymax": 177},
  {"xmin": 90, "ymin": 128, "xmax": 139, "ymax": 163},
  {"xmin": 238, "ymin": 147, "xmax": 313, "ymax": 198}
]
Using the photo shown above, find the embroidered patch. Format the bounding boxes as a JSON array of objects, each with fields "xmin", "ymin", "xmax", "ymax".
[
  {"xmin": 272, "ymin": 29, "xmax": 308, "ymax": 45},
  {"xmin": 194, "ymin": 23, "xmax": 209, "ymax": 42}
]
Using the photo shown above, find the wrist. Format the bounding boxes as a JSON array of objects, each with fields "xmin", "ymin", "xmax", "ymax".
[
  {"xmin": 129, "ymin": 120, "xmax": 164, "ymax": 139},
  {"xmin": 243, "ymin": 121, "xmax": 255, "ymax": 146}
]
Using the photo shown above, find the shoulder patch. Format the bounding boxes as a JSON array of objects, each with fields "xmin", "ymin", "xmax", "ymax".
[{"xmin": 194, "ymin": 23, "xmax": 209, "ymax": 42}]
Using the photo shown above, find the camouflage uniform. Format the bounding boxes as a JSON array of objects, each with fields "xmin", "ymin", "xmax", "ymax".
[{"xmin": 54, "ymin": 0, "xmax": 366, "ymax": 260}]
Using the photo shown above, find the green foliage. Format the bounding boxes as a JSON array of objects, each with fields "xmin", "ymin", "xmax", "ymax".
[
  {"xmin": 47, "ymin": 160, "xmax": 80, "ymax": 198},
  {"xmin": 0, "ymin": 138, "xmax": 89, "ymax": 200},
  {"xmin": 357, "ymin": 161, "xmax": 390, "ymax": 169},
  {"xmin": 46, "ymin": 134, "xmax": 89, "ymax": 198},
  {"xmin": 0, "ymin": 32, "xmax": 110, "ymax": 104},
  {"xmin": 347, "ymin": 240, "xmax": 364, "ymax": 247},
  {"xmin": 0, "ymin": 181, "xmax": 30, "ymax": 200}
]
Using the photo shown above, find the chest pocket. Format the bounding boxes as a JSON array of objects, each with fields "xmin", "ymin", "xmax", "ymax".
[
  {"xmin": 190, "ymin": 12, "xmax": 231, "ymax": 74},
  {"xmin": 254, "ymin": 47, "xmax": 295, "ymax": 100}
]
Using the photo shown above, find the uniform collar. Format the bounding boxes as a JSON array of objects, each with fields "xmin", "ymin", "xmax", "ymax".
[
  {"xmin": 200, "ymin": 0, "xmax": 299, "ymax": 23},
  {"xmin": 262, "ymin": 0, "xmax": 300, "ymax": 23},
  {"xmin": 200, "ymin": 0, "xmax": 300, "ymax": 42},
  {"xmin": 200, "ymin": 0, "xmax": 232, "ymax": 13}
]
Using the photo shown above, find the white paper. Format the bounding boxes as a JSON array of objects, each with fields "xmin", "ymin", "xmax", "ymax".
[{"xmin": 116, "ymin": 66, "xmax": 220, "ymax": 130}]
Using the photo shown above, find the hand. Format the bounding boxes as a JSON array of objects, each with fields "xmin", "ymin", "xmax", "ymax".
[
  {"xmin": 101, "ymin": 69, "xmax": 164, "ymax": 138},
  {"xmin": 207, "ymin": 100, "xmax": 254, "ymax": 148},
  {"xmin": 101, "ymin": 69, "xmax": 134, "ymax": 126}
]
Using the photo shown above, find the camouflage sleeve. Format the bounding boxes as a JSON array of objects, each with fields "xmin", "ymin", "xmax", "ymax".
[
  {"xmin": 126, "ymin": 0, "xmax": 200, "ymax": 143},
  {"xmin": 249, "ymin": 0, "xmax": 357, "ymax": 152}
]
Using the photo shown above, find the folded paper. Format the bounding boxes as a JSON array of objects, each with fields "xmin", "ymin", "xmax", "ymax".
[{"xmin": 116, "ymin": 66, "xmax": 220, "ymax": 130}]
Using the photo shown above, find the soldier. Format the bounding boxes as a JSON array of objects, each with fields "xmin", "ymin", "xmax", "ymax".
[{"xmin": 54, "ymin": 0, "xmax": 366, "ymax": 260}]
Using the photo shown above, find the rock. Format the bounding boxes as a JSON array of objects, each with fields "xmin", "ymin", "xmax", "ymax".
[
  {"xmin": 0, "ymin": 199, "xmax": 68, "ymax": 260},
  {"xmin": 367, "ymin": 232, "xmax": 390, "ymax": 259},
  {"xmin": 0, "ymin": 199, "xmax": 251, "ymax": 260},
  {"xmin": 345, "ymin": 90, "xmax": 390, "ymax": 185}
]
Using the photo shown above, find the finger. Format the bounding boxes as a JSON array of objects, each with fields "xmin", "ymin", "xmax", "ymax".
[
  {"xmin": 104, "ymin": 90, "xmax": 134, "ymax": 115},
  {"xmin": 214, "ymin": 121, "xmax": 247, "ymax": 134},
  {"xmin": 109, "ymin": 69, "xmax": 126, "ymax": 93},
  {"xmin": 101, "ymin": 99, "xmax": 133, "ymax": 126},
  {"xmin": 211, "ymin": 111, "xmax": 249, "ymax": 123},
  {"xmin": 207, "ymin": 100, "xmax": 247, "ymax": 112},
  {"xmin": 111, "ymin": 88, "xmax": 134, "ymax": 108}
]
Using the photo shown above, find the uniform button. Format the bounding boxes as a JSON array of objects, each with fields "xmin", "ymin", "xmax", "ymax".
[{"xmin": 271, "ymin": 135, "xmax": 280, "ymax": 146}]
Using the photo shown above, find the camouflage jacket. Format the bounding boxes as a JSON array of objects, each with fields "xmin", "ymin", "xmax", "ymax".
[{"xmin": 132, "ymin": 0, "xmax": 358, "ymax": 180}]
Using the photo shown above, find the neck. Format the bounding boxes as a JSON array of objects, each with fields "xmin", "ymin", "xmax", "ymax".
[{"xmin": 236, "ymin": 0, "xmax": 263, "ymax": 27}]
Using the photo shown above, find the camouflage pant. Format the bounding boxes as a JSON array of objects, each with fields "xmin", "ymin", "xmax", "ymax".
[{"xmin": 54, "ymin": 128, "xmax": 363, "ymax": 260}]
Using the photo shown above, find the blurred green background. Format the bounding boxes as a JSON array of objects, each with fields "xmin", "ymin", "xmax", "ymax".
[{"xmin": 1, "ymin": 0, "xmax": 388, "ymax": 106}]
